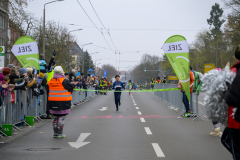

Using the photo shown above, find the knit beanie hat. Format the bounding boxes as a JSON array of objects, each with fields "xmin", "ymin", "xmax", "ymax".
[
  {"xmin": 54, "ymin": 66, "xmax": 64, "ymax": 75},
  {"xmin": 19, "ymin": 68, "xmax": 28, "ymax": 75},
  {"xmin": 7, "ymin": 64, "xmax": 14, "ymax": 68},
  {"xmin": 39, "ymin": 72, "xmax": 44, "ymax": 78}
]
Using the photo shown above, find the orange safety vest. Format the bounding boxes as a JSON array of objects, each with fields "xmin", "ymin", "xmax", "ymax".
[{"xmin": 48, "ymin": 77, "xmax": 72, "ymax": 101}]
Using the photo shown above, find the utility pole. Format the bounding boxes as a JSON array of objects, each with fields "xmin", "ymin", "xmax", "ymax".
[
  {"xmin": 216, "ymin": 41, "xmax": 219, "ymax": 68},
  {"xmin": 125, "ymin": 71, "xmax": 126, "ymax": 81},
  {"xmin": 89, "ymin": 58, "xmax": 91, "ymax": 70}
]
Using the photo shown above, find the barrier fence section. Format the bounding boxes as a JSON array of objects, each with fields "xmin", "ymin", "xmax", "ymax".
[
  {"xmin": 0, "ymin": 86, "xmax": 95, "ymax": 137},
  {"xmin": 154, "ymin": 83, "xmax": 204, "ymax": 121}
]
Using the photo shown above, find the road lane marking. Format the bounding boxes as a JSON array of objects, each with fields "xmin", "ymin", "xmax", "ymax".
[
  {"xmin": 99, "ymin": 107, "xmax": 108, "ymax": 111},
  {"xmin": 152, "ymin": 143, "xmax": 165, "ymax": 157},
  {"xmin": 138, "ymin": 111, "xmax": 142, "ymax": 115},
  {"xmin": 68, "ymin": 133, "xmax": 91, "ymax": 149},
  {"xmin": 134, "ymin": 104, "xmax": 137, "ymax": 105},
  {"xmin": 140, "ymin": 118, "xmax": 146, "ymax": 122},
  {"xmin": 136, "ymin": 107, "xmax": 139, "ymax": 109},
  {"xmin": 144, "ymin": 127, "xmax": 152, "ymax": 135}
]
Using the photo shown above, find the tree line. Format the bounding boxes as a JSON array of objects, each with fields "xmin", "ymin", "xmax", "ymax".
[{"xmin": 3, "ymin": 0, "xmax": 94, "ymax": 75}]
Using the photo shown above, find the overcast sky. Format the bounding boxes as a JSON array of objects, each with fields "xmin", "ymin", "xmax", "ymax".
[{"xmin": 26, "ymin": 0, "xmax": 231, "ymax": 71}]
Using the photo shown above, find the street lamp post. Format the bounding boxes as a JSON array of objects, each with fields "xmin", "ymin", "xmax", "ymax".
[
  {"xmin": 81, "ymin": 43, "xmax": 93, "ymax": 75},
  {"xmin": 95, "ymin": 59, "xmax": 101, "ymax": 68},
  {"xmin": 43, "ymin": 0, "xmax": 64, "ymax": 57},
  {"xmin": 67, "ymin": 29, "xmax": 82, "ymax": 73}
]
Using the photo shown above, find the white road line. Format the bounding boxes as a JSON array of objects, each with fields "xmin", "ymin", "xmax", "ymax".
[
  {"xmin": 136, "ymin": 107, "xmax": 139, "ymax": 109},
  {"xmin": 138, "ymin": 111, "xmax": 142, "ymax": 115},
  {"xmin": 140, "ymin": 118, "xmax": 146, "ymax": 122},
  {"xmin": 152, "ymin": 143, "xmax": 165, "ymax": 157},
  {"xmin": 144, "ymin": 127, "xmax": 152, "ymax": 135},
  {"xmin": 134, "ymin": 104, "xmax": 137, "ymax": 105}
]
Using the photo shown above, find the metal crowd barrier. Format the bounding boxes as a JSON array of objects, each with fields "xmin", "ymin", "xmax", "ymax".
[
  {"xmin": 0, "ymin": 86, "xmax": 96, "ymax": 137},
  {"xmin": 154, "ymin": 83, "xmax": 204, "ymax": 121}
]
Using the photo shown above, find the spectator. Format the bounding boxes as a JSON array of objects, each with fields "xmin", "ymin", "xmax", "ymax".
[
  {"xmin": 222, "ymin": 45, "xmax": 240, "ymax": 159},
  {"xmin": 162, "ymin": 75, "xmax": 168, "ymax": 84},
  {"xmin": 69, "ymin": 69, "xmax": 76, "ymax": 82},
  {"xmin": 39, "ymin": 54, "xmax": 48, "ymax": 73},
  {"xmin": 178, "ymin": 68, "xmax": 194, "ymax": 118},
  {"xmin": 64, "ymin": 73, "xmax": 69, "ymax": 79},
  {"xmin": 75, "ymin": 68, "xmax": 80, "ymax": 77},
  {"xmin": 48, "ymin": 66, "xmax": 75, "ymax": 138},
  {"xmin": 47, "ymin": 50, "xmax": 56, "ymax": 83},
  {"xmin": 9, "ymin": 66, "xmax": 24, "ymax": 84}
]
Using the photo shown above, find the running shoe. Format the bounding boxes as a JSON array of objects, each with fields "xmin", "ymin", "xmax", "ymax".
[
  {"xmin": 119, "ymin": 102, "xmax": 121, "ymax": 106},
  {"xmin": 57, "ymin": 134, "xmax": 67, "ymax": 138},
  {"xmin": 53, "ymin": 134, "xmax": 58, "ymax": 138},
  {"xmin": 183, "ymin": 113, "xmax": 191, "ymax": 118}
]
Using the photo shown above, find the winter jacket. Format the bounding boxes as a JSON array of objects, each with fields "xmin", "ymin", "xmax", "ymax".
[
  {"xmin": 9, "ymin": 73, "xmax": 24, "ymax": 84},
  {"xmin": 0, "ymin": 73, "xmax": 4, "ymax": 84},
  {"xmin": 82, "ymin": 80, "xmax": 87, "ymax": 89},
  {"xmin": 39, "ymin": 59, "xmax": 47, "ymax": 72},
  {"xmin": 225, "ymin": 61, "xmax": 240, "ymax": 129}
]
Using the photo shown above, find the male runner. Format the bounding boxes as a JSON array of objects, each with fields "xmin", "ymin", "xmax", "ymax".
[{"xmin": 112, "ymin": 75, "xmax": 124, "ymax": 112}]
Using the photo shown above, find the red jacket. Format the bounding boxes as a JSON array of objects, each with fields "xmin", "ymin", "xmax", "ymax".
[{"xmin": 228, "ymin": 63, "xmax": 240, "ymax": 129}]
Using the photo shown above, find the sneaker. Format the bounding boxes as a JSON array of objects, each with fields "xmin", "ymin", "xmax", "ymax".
[
  {"xmin": 210, "ymin": 127, "xmax": 221, "ymax": 136},
  {"xmin": 119, "ymin": 102, "xmax": 121, "ymax": 106},
  {"xmin": 53, "ymin": 134, "xmax": 58, "ymax": 138},
  {"xmin": 183, "ymin": 113, "xmax": 191, "ymax": 118},
  {"xmin": 57, "ymin": 134, "xmax": 67, "ymax": 138}
]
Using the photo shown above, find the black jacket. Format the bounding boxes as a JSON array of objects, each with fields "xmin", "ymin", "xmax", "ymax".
[
  {"xmin": 82, "ymin": 80, "xmax": 87, "ymax": 89},
  {"xmin": 225, "ymin": 62, "xmax": 240, "ymax": 108},
  {"xmin": 49, "ymin": 78, "xmax": 75, "ymax": 111}
]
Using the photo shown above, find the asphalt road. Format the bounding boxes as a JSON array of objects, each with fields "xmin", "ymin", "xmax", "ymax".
[{"xmin": 0, "ymin": 91, "xmax": 232, "ymax": 160}]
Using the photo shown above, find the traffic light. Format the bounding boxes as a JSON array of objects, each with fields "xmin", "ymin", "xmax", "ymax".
[{"xmin": 144, "ymin": 68, "xmax": 146, "ymax": 72}]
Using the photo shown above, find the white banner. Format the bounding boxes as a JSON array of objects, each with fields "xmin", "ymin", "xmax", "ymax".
[
  {"xmin": 11, "ymin": 42, "xmax": 39, "ymax": 56},
  {"xmin": 162, "ymin": 40, "xmax": 189, "ymax": 53}
]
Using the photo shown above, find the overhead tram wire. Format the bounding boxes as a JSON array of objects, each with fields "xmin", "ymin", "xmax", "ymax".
[
  {"xmin": 88, "ymin": 0, "xmax": 119, "ymax": 70},
  {"xmin": 88, "ymin": 0, "xmax": 118, "ymax": 51},
  {"xmin": 61, "ymin": 22, "xmax": 201, "ymax": 31},
  {"xmin": 76, "ymin": 0, "xmax": 115, "ymax": 54}
]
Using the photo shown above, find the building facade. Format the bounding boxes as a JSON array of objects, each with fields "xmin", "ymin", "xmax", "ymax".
[{"xmin": 0, "ymin": 1, "xmax": 8, "ymax": 47}]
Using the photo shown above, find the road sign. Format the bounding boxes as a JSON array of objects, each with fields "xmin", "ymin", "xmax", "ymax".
[
  {"xmin": 204, "ymin": 64, "xmax": 215, "ymax": 73},
  {"xmin": 168, "ymin": 76, "xmax": 178, "ymax": 80},
  {"xmin": 0, "ymin": 46, "xmax": 4, "ymax": 67}
]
